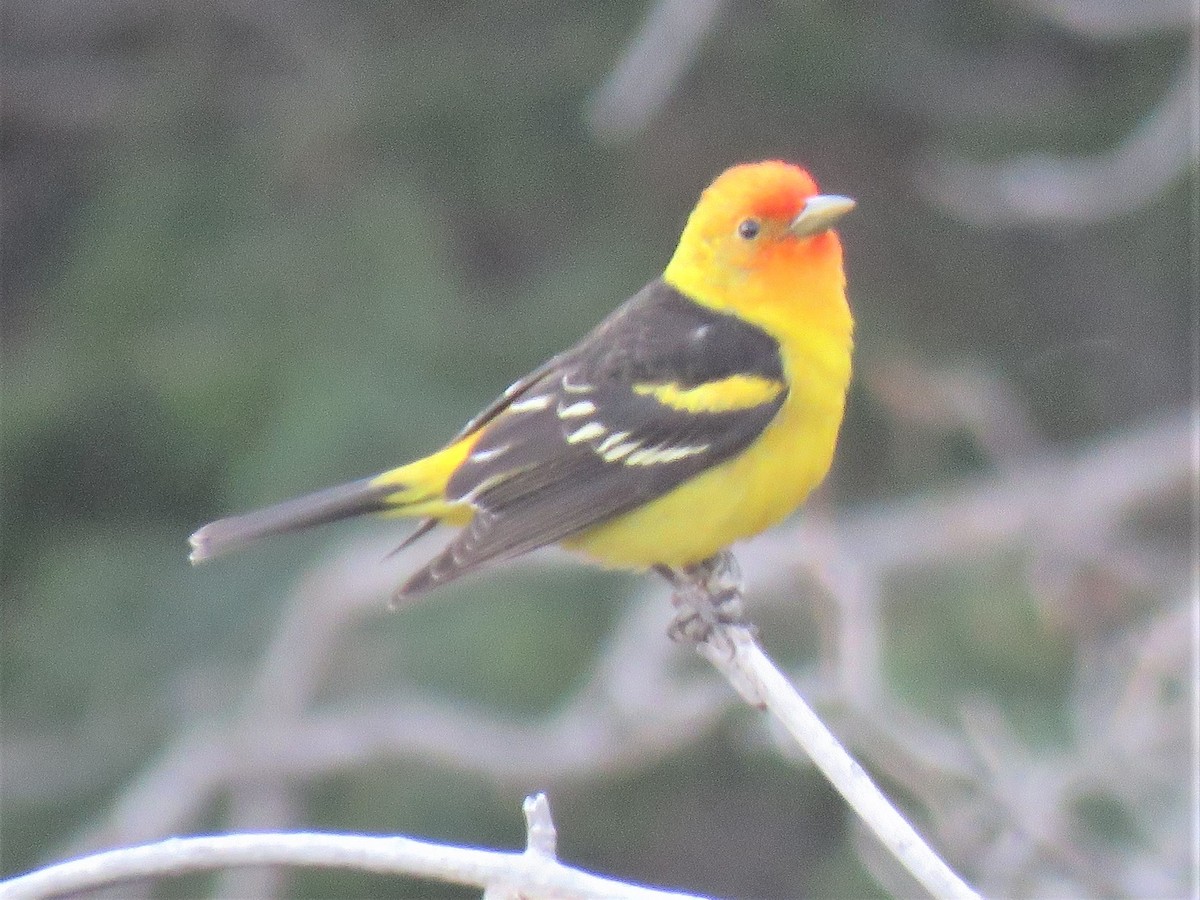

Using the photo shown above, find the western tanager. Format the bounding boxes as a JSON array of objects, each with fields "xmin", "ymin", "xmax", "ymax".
[{"xmin": 189, "ymin": 161, "xmax": 855, "ymax": 599}]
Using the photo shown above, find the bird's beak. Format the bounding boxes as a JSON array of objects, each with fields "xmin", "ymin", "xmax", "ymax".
[{"xmin": 790, "ymin": 194, "xmax": 856, "ymax": 238}]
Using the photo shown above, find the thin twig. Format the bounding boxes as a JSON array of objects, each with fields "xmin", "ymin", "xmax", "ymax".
[
  {"xmin": 586, "ymin": 0, "xmax": 725, "ymax": 139},
  {"xmin": 1014, "ymin": 0, "xmax": 1194, "ymax": 39},
  {"xmin": 697, "ymin": 625, "xmax": 983, "ymax": 900},
  {"xmin": 925, "ymin": 39, "xmax": 1196, "ymax": 224}
]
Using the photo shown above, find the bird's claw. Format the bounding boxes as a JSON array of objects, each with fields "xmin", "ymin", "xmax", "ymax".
[{"xmin": 662, "ymin": 551, "xmax": 753, "ymax": 646}]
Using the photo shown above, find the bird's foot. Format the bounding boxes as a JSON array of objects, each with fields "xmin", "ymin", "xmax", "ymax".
[{"xmin": 658, "ymin": 551, "xmax": 753, "ymax": 646}]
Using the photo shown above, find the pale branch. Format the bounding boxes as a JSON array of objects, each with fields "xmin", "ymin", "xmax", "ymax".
[
  {"xmin": 521, "ymin": 793, "xmax": 558, "ymax": 858},
  {"xmin": 0, "ymin": 794, "xmax": 706, "ymax": 900},
  {"xmin": 1015, "ymin": 0, "xmax": 1194, "ymax": 39},
  {"xmin": 586, "ymin": 0, "xmax": 725, "ymax": 139},
  {"xmin": 924, "ymin": 39, "xmax": 1196, "ymax": 225},
  {"xmin": 739, "ymin": 411, "xmax": 1189, "ymax": 710},
  {"xmin": 916, "ymin": 0, "xmax": 1198, "ymax": 224},
  {"xmin": 861, "ymin": 359, "xmax": 1046, "ymax": 464},
  {"xmin": 696, "ymin": 625, "xmax": 982, "ymax": 900},
  {"xmin": 745, "ymin": 412, "xmax": 1190, "ymax": 594},
  {"xmin": 659, "ymin": 552, "xmax": 977, "ymax": 899}
]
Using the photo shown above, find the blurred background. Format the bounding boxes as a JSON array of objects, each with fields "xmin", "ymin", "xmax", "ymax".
[{"xmin": 2, "ymin": 1, "xmax": 1195, "ymax": 897}]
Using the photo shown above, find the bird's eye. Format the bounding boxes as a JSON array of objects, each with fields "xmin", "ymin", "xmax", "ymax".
[{"xmin": 737, "ymin": 218, "xmax": 761, "ymax": 240}]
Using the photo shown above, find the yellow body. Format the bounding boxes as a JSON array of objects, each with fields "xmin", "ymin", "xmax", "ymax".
[{"xmin": 372, "ymin": 161, "xmax": 854, "ymax": 570}]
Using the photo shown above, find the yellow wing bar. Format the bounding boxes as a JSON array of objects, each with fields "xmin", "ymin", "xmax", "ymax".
[{"xmin": 632, "ymin": 373, "xmax": 784, "ymax": 414}]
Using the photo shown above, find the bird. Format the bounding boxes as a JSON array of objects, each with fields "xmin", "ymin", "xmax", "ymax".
[{"xmin": 189, "ymin": 160, "xmax": 855, "ymax": 602}]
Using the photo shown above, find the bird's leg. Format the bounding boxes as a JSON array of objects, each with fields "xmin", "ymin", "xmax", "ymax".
[
  {"xmin": 658, "ymin": 550, "xmax": 750, "ymax": 644},
  {"xmin": 690, "ymin": 550, "xmax": 748, "ymax": 624}
]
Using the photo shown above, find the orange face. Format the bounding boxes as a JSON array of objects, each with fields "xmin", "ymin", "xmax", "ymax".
[{"xmin": 664, "ymin": 161, "xmax": 854, "ymax": 321}]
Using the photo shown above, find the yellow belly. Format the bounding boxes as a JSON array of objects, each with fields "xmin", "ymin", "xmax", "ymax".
[{"xmin": 562, "ymin": 379, "xmax": 847, "ymax": 568}]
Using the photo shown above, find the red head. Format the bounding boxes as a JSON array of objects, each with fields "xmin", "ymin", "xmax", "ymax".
[{"xmin": 663, "ymin": 161, "xmax": 855, "ymax": 336}]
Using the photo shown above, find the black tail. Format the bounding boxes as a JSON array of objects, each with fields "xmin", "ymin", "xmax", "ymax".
[{"xmin": 188, "ymin": 477, "xmax": 394, "ymax": 563}]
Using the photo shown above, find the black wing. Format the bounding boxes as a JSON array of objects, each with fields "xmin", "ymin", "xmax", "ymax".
[{"xmin": 399, "ymin": 280, "xmax": 786, "ymax": 596}]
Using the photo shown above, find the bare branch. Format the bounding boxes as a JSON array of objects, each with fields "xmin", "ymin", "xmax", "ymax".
[
  {"xmin": 0, "ymin": 820, "xmax": 707, "ymax": 900},
  {"xmin": 586, "ymin": 0, "xmax": 726, "ymax": 140},
  {"xmin": 1015, "ymin": 0, "xmax": 1195, "ymax": 39},
  {"xmin": 862, "ymin": 359, "xmax": 1046, "ymax": 464},
  {"xmin": 523, "ymin": 793, "xmax": 558, "ymax": 859},
  {"xmin": 698, "ymin": 625, "xmax": 982, "ymax": 900},
  {"xmin": 924, "ymin": 40, "xmax": 1197, "ymax": 225},
  {"xmin": 746, "ymin": 412, "xmax": 1190, "ymax": 591}
]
